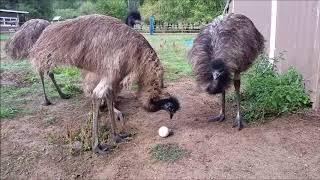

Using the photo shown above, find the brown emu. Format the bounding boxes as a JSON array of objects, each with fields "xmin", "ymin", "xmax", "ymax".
[
  {"xmin": 5, "ymin": 19, "xmax": 71, "ymax": 100},
  {"xmin": 188, "ymin": 13, "xmax": 264, "ymax": 130},
  {"xmin": 29, "ymin": 14, "xmax": 180, "ymax": 153},
  {"xmin": 5, "ymin": 19, "xmax": 50, "ymax": 60}
]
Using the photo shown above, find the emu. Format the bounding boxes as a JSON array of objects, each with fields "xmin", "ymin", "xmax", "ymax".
[
  {"xmin": 5, "ymin": 19, "xmax": 50, "ymax": 60},
  {"xmin": 29, "ymin": 14, "xmax": 180, "ymax": 153},
  {"xmin": 5, "ymin": 11, "xmax": 142, "ymax": 104},
  {"xmin": 188, "ymin": 13, "xmax": 264, "ymax": 130},
  {"xmin": 125, "ymin": 10, "xmax": 141, "ymax": 28}
]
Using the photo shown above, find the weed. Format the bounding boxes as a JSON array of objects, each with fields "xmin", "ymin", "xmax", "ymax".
[
  {"xmin": 239, "ymin": 54, "xmax": 311, "ymax": 122},
  {"xmin": 44, "ymin": 116, "xmax": 57, "ymax": 125},
  {"xmin": 23, "ymin": 72, "xmax": 39, "ymax": 84},
  {"xmin": 53, "ymin": 67, "xmax": 81, "ymax": 77},
  {"xmin": 0, "ymin": 106, "xmax": 19, "ymax": 119},
  {"xmin": 63, "ymin": 83, "xmax": 82, "ymax": 95},
  {"xmin": 151, "ymin": 143, "xmax": 189, "ymax": 162},
  {"xmin": 47, "ymin": 133, "xmax": 61, "ymax": 145},
  {"xmin": 65, "ymin": 113, "xmax": 112, "ymax": 153}
]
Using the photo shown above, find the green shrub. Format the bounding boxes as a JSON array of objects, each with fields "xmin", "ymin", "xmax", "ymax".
[{"xmin": 240, "ymin": 55, "xmax": 311, "ymax": 122}]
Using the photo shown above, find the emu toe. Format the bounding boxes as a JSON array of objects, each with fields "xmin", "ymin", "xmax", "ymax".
[
  {"xmin": 42, "ymin": 100, "xmax": 52, "ymax": 106},
  {"xmin": 113, "ymin": 133, "xmax": 131, "ymax": 143},
  {"xmin": 233, "ymin": 116, "xmax": 244, "ymax": 130},
  {"xmin": 92, "ymin": 144, "xmax": 111, "ymax": 155},
  {"xmin": 208, "ymin": 113, "xmax": 225, "ymax": 122},
  {"xmin": 115, "ymin": 111, "xmax": 124, "ymax": 122}
]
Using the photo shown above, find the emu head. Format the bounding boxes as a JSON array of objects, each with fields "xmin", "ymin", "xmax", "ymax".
[
  {"xmin": 205, "ymin": 59, "xmax": 231, "ymax": 94},
  {"xmin": 152, "ymin": 96, "xmax": 180, "ymax": 119},
  {"xmin": 125, "ymin": 10, "xmax": 141, "ymax": 27}
]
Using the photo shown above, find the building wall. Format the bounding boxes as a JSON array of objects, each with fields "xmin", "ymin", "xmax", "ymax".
[
  {"xmin": 231, "ymin": 0, "xmax": 320, "ymax": 109},
  {"xmin": 275, "ymin": 1, "xmax": 320, "ymax": 108},
  {"xmin": 230, "ymin": 0, "xmax": 271, "ymax": 53}
]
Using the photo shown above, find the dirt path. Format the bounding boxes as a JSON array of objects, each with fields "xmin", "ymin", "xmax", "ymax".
[{"xmin": 1, "ymin": 78, "xmax": 320, "ymax": 179}]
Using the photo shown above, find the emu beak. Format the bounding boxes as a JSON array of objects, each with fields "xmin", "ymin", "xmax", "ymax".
[
  {"xmin": 134, "ymin": 20, "xmax": 141, "ymax": 24},
  {"xmin": 170, "ymin": 113, "xmax": 174, "ymax": 119},
  {"xmin": 212, "ymin": 72, "xmax": 220, "ymax": 80}
]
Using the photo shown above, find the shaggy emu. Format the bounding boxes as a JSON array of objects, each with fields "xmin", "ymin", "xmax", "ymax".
[
  {"xmin": 125, "ymin": 10, "xmax": 141, "ymax": 27},
  {"xmin": 5, "ymin": 11, "xmax": 142, "ymax": 104},
  {"xmin": 29, "ymin": 14, "xmax": 180, "ymax": 153},
  {"xmin": 188, "ymin": 13, "xmax": 264, "ymax": 130},
  {"xmin": 5, "ymin": 19, "xmax": 50, "ymax": 60},
  {"xmin": 4, "ymin": 19, "xmax": 71, "ymax": 101}
]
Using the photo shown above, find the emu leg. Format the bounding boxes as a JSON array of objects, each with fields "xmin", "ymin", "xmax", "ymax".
[
  {"xmin": 209, "ymin": 90, "xmax": 225, "ymax": 122},
  {"xmin": 105, "ymin": 89, "xmax": 129, "ymax": 143},
  {"xmin": 99, "ymin": 100, "xmax": 125, "ymax": 122},
  {"xmin": 39, "ymin": 71, "xmax": 52, "ymax": 106},
  {"xmin": 113, "ymin": 107, "xmax": 126, "ymax": 132},
  {"xmin": 92, "ymin": 98, "xmax": 110, "ymax": 154},
  {"xmin": 48, "ymin": 71, "xmax": 71, "ymax": 99},
  {"xmin": 233, "ymin": 73, "xmax": 244, "ymax": 130}
]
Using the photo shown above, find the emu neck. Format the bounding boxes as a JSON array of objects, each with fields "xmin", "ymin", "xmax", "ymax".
[{"xmin": 137, "ymin": 53, "xmax": 164, "ymax": 112}]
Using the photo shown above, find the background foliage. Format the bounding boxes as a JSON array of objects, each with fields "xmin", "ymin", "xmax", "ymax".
[
  {"xmin": 0, "ymin": 0, "xmax": 225, "ymax": 22},
  {"xmin": 238, "ymin": 55, "xmax": 311, "ymax": 122}
]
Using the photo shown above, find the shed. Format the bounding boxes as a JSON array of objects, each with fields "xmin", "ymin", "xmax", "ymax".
[
  {"xmin": 0, "ymin": 9, "xmax": 29, "ymax": 33},
  {"xmin": 229, "ymin": 0, "xmax": 320, "ymax": 109}
]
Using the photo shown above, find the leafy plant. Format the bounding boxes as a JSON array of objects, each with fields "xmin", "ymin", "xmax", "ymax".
[
  {"xmin": 239, "ymin": 54, "xmax": 311, "ymax": 122},
  {"xmin": 0, "ymin": 106, "xmax": 19, "ymax": 119}
]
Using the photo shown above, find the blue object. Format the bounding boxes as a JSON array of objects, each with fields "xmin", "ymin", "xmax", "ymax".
[
  {"xmin": 149, "ymin": 15, "xmax": 155, "ymax": 35},
  {"xmin": 184, "ymin": 39, "xmax": 194, "ymax": 47}
]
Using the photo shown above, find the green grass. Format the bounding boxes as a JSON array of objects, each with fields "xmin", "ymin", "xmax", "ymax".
[
  {"xmin": 151, "ymin": 143, "xmax": 189, "ymax": 162},
  {"xmin": 0, "ymin": 59, "xmax": 83, "ymax": 119},
  {"xmin": 0, "ymin": 33, "xmax": 9, "ymax": 40},
  {"xmin": 144, "ymin": 34, "xmax": 194, "ymax": 81},
  {"xmin": 0, "ymin": 106, "xmax": 19, "ymax": 119}
]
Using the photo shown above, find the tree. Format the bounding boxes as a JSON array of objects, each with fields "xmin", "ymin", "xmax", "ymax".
[
  {"xmin": 0, "ymin": 0, "xmax": 53, "ymax": 19},
  {"xmin": 139, "ymin": 0, "xmax": 225, "ymax": 23},
  {"xmin": 96, "ymin": 0, "xmax": 127, "ymax": 19}
]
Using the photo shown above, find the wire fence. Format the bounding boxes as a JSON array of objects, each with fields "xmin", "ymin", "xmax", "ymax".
[{"xmin": 134, "ymin": 22, "xmax": 206, "ymax": 33}]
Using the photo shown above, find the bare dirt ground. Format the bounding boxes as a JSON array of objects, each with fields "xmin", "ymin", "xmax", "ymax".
[{"xmin": 1, "ymin": 77, "xmax": 320, "ymax": 179}]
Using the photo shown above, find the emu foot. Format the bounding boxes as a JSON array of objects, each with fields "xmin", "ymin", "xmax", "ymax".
[
  {"xmin": 233, "ymin": 116, "xmax": 244, "ymax": 130},
  {"xmin": 113, "ymin": 132, "xmax": 131, "ymax": 143},
  {"xmin": 208, "ymin": 113, "xmax": 225, "ymax": 122},
  {"xmin": 92, "ymin": 143, "xmax": 111, "ymax": 155},
  {"xmin": 115, "ymin": 110, "xmax": 124, "ymax": 121},
  {"xmin": 60, "ymin": 93, "xmax": 71, "ymax": 99},
  {"xmin": 42, "ymin": 99, "xmax": 52, "ymax": 106}
]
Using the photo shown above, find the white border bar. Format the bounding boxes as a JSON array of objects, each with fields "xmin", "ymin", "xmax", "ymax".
[{"xmin": 269, "ymin": 0, "xmax": 278, "ymax": 62}]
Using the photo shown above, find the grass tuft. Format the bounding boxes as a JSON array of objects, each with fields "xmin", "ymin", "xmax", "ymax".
[
  {"xmin": 151, "ymin": 143, "xmax": 189, "ymax": 162},
  {"xmin": 0, "ymin": 106, "xmax": 19, "ymax": 119}
]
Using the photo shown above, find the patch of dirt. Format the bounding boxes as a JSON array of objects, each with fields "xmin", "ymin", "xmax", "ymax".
[
  {"xmin": 0, "ymin": 71, "xmax": 31, "ymax": 87},
  {"xmin": 1, "ymin": 78, "xmax": 320, "ymax": 179}
]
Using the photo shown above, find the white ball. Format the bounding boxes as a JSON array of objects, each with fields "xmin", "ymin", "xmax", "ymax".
[{"xmin": 158, "ymin": 126, "xmax": 170, "ymax": 138}]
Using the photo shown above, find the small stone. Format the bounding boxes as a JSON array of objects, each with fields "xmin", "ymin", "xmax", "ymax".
[{"xmin": 73, "ymin": 141, "xmax": 83, "ymax": 151}]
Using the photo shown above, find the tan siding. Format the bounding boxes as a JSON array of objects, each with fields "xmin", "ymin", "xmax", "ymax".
[
  {"xmin": 232, "ymin": 0, "xmax": 320, "ymax": 108},
  {"xmin": 275, "ymin": 1, "xmax": 320, "ymax": 108},
  {"xmin": 232, "ymin": 0, "xmax": 271, "ymax": 53}
]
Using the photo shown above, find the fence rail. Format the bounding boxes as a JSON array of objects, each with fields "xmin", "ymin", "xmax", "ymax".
[{"xmin": 134, "ymin": 22, "xmax": 206, "ymax": 33}]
